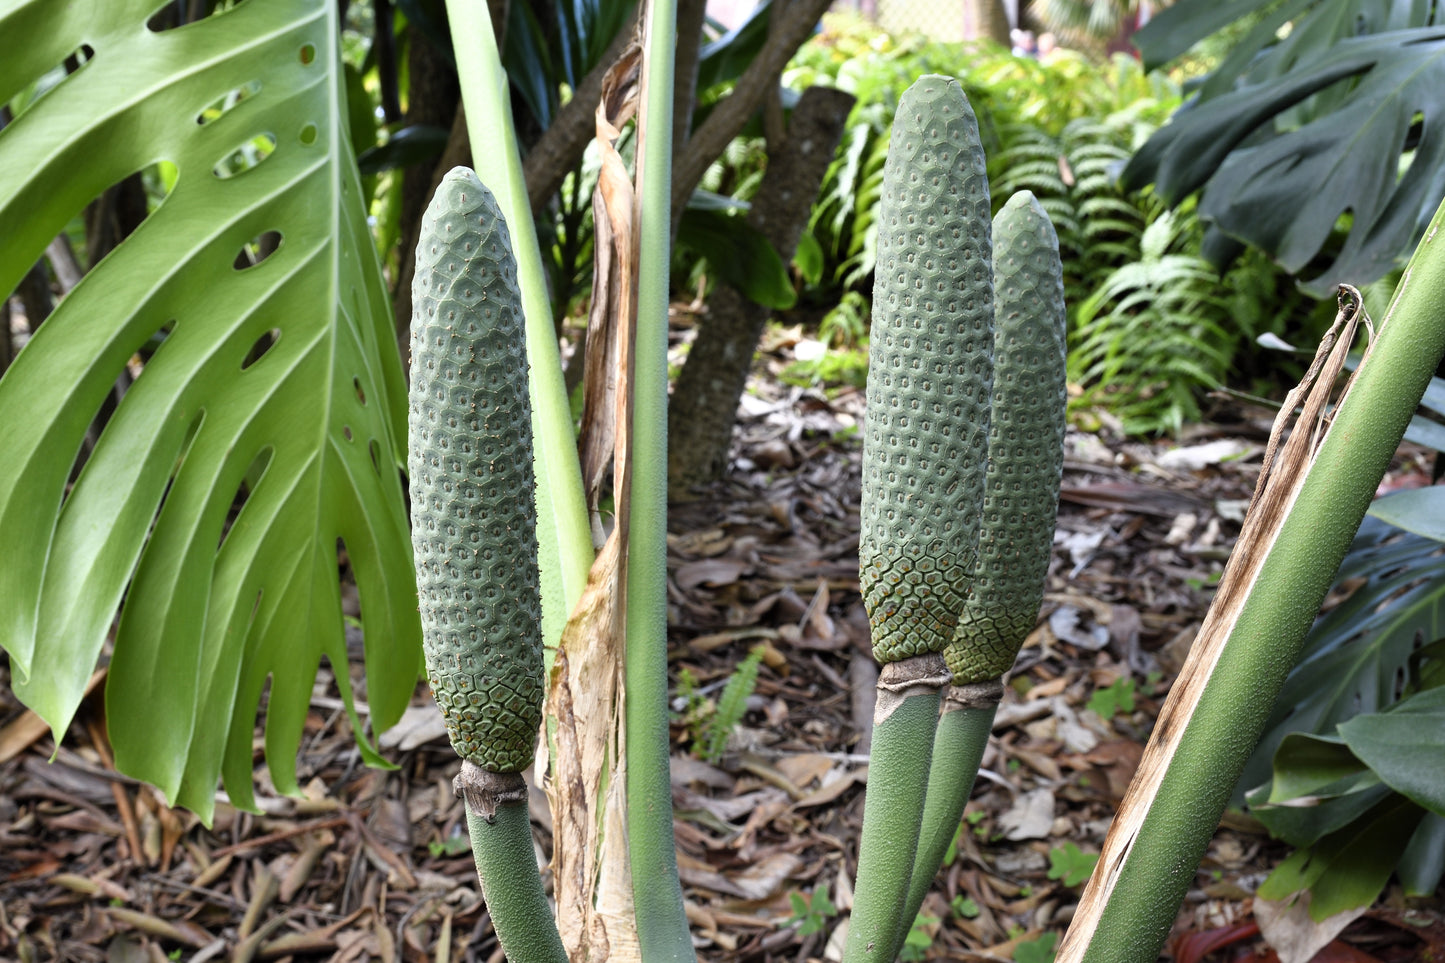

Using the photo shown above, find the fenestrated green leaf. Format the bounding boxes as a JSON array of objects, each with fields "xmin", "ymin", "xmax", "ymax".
[
  {"xmin": 0, "ymin": 0, "xmax": 421, "ymax": 822},
  {"xmin": 1398, "ymin": 812, "xmax": 1445, "ymax": 895},
  {"xmin": 1339, "ymin": 685, "xmax": 1445, "ymax": 815},
  {"xmin": 1134, "ymin": 0, "xmax": 1434, "ymax": 99},
  {"xmin": 1368, "ymin": 486, "xmax": 1445, "ymax": 541},
  {"xmin": 1123, "ymin": 26, "xmax": 1445, "ymax": 295},
  {"xmin": 1237, "ymin": 517, "xmax": 1445, "ymax": 804},
  {"xmin": 1257, "ymin": 794, "xmax": 1426, "ymax": 921}
]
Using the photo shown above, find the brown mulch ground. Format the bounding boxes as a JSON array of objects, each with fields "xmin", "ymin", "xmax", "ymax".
[{"xmin": 2, "ymin": 332, "xmax": 1442, "ymax": 963}]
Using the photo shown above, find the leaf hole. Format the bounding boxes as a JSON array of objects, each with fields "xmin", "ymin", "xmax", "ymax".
[
  {"xmin": 336, "ymin": 538, "xmax": 365, "ymax": 665},
  {"xmin": 241, "ymin": 328, "xmax": 280, "ymax": 370},
  {"xmin": 353, "ymin": 377, "xmax": 366, "ymax": 405},
  {"xmin": 299, "ymin": 43, "xmax": 316, "ymax": 65},
  {"xmin": 218, "ymin": 445, "xmax": 274, "ymax": 552},
  {"xmin": 129, "ymin": 318, "xmax": 177, "ymax": 376},
  {"xmin": 1398, "ymin": 112, "xmax": 1425, "ymax": 186},
  {"xmin": 3, "ymin": 44, "xmax": 94, "ymax": 120},
  {"xmin": 212, "ymin": 132, "xmax": 276, "ymax": 179},
  {"xmin": 342, "ymin": 425, "xmax": 353, "ymax": 442},
  {"xmin": 195, "ymin": 80, "xmax": 261, "ymax": 126},
  {"xmin": 369, "ymin": 439, "xmax": 382, "ymax": 476},
  {"xmin": 47, "ymin": 162, "xmax": 178, "ymax": 278},
  {"xmin": 146, "ymin": 0, "xmax": 250, "ymax": 33},
  {"xmin": 234, "ymin": 230, "xmax": 282, "ymax": 270},
  {"xmin": 62, "ymin": 319, "xmax": 178, "ymax": 491},
  {"xmin": 299, "ymin": 123, "xmax": 318, "ymax": 145}
]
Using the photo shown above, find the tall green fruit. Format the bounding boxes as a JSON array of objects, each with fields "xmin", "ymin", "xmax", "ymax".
[
  {"xmin": 408, "ymin": 167, "xmax": 565, "ymax": 963},
  {"xmin": 408, "ymin": 167, "xmax": 542, "ymax": 775},
  {"xmin": 860, "ymin": 75, "xmax": 994, "ymax": 665},
  {"xmin": 946, "ymin": 189, "xmax": 1067, "ymax": 684},
  {"xmin": 894, "ymin": 191, "xmax": 1068, "ymax": 956}
]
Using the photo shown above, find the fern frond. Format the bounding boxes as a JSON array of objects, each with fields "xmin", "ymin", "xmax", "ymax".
[{"xmin": 701, "ymin": 646, "xmax": 764, "ymax": 762}]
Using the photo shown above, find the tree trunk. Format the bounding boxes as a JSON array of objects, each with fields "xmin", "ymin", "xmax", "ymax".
[
  {"xmin": 667, "ymin": 85, "xmax": 855, "ymax": 493},
  {"xmin": 672, "ymin": 0, "xmax": 708, "ymax": 159},
  {"xmin": 391, "ymin": 20, "xmax": 460, "ymax": 338},
  {"xmin": 964, "ymin": 0, "xmax": 1012, "ymax": 46},
  {"xmin": 669, "ymin": 0, "xmax": 835, "ymax": 235}
]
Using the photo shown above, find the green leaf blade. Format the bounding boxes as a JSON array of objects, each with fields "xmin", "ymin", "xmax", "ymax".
[
  {"xmin": 0, "ymin": 0, "xmax": 419, "ymax": 819},
  {"xmin": 1339, "ymin": 686, "xmax": 1445, "ymax": 815}
]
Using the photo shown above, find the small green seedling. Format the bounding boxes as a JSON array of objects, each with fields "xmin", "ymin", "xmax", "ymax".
[
  {"xmin": 1016, "ymin": 931, "xmax": 1059, "ymax": 963},
  {"xmin": 701, "ymin": 646, "xmax": 764, "ymax": 762},
  {"xmin": 1087, "ymin": 678, "xmax": 1136, "ymax": 718},
  {"xmin": 428, "ymin": 831, "xmax": 473, "ymax": 858},
  {"xmin": 952, "ymin": 895, "xmax": 981, "ymax": 918},
  {"xmin": 1047, "ymin": 842, "xmax": 1100, "ymax": 887},
  {"xmin": 970, "ymin": 810, "xmax": 990, "ymax": 838},
  {"xmin": 899, "ymin": 913, "xmax": 940, "ymax": 962},
  {"xmin": 787, "ymin": 885, "xmax": 838, "ymax": 936}
]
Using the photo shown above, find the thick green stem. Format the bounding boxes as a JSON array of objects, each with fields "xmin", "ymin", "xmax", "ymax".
[
  {"xmin": 1059, "ymin": 200, "xmax": 1445, "ymax": 963},
  {"xmin": 844, "ymin": 655, "xmax": 951, "ymax": 963},
  {"xmin": 443, "ymin": 0, "xmax": 593, "ymax": 655},
  {"xmin": 625, "ymin": 2, "xmax": 693, "ymax": 961},
  {"xmin": 888, "ymin": 683, "xmax": 1001, "ymax": 958},
  {"xmin": 459, "ymin": 766, "xmax": 567, "ymax": 963}
]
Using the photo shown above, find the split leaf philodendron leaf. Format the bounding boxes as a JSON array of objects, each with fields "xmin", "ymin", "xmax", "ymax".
[
  {"xmin": 1124, "ymin": 11, "xmax": 1445, "ymax": 294},
  {"xmin": 0, "ymin": 0, "xmax": 420, "ymax": 822}
]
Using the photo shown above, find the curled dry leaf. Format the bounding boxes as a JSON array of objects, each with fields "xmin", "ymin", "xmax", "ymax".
[{"xmin": 540, "ymin": 34, "xmax": 645, "ymax": 963}]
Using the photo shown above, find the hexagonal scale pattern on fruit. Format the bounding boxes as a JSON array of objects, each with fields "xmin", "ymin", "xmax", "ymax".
[
  {"xmin": 947, "ymin": 191, "xmax": 1067, "ymax": 684},
  {"xmin": 407, "ymin": 168, "xmax": 542, "ymax": 774},
  {"xmin": 860, "ymin": 76, "xmax": 994, "ymax": 664}
]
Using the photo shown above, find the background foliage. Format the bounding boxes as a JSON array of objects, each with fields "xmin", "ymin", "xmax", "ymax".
[{"xmin": 782, "ymin": 15, "xmax": 1323, "ymax": 434}]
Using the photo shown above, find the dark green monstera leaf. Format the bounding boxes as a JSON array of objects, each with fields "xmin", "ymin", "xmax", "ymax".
[
  {"xmin": 1124, "ymin": 0, "xmax": 1445, "ymax": 294},
  {"xmin": 1237, "ymin": 517, "xmax": 1445, "ymax": 804}
]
